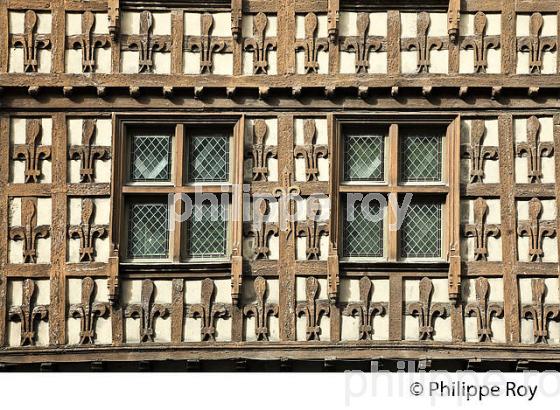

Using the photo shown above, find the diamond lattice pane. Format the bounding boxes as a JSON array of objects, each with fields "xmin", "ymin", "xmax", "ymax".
[
  {"xmin": 130, "ymin": 134, "xmax": 172, "ymax": 182},
  {"xmin": 188, "ymin": 133, "xmax": 230, "ymax": 183},
  {"xmin": 400, "ymin": 130, "xmax": 442, "ymax": 182},
  {"xmin": 343, "ymin": 131, "xmax": 385, "ymax": 182},
  {"xmin": 342, "ymin": 196, "xmax": 384, "ymax": 257},
  {"xmin": 185, "ymin": 202, "xmax": 228, "ymax": 259},
  {"xmin": 400, "ymin": 201, "xmax": 441, "ymax": 258},
  {"xmin": 127, "ymin": 201, "xmax": 169, "ymax": 259}
]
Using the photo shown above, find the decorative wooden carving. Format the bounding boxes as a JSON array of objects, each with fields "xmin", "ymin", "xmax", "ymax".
[
  {"xmin": 273, "ymin": 166, "xmax": 301, "ymax": 240},
  {"xmin": 231, "ymin": 0, "xmax": 242, "ymax": 41},
  {"xmin": 461, "ymin": 12, "xmax": 500, "ymax": 73},
  {"xmin": 296, "ymin": 198, "xmax": 328, "ymax": 260},
  {"xmin": 462, "ymin": 119, "xmax": 498, "ymax": 183},
  {"xmin": 294, "ymin": 119, "xmax": 328, "ymax": 181},
  {"xmin": 108, "ymin": 0, "xmax": 120, "ymax": 41},
  {"xmin": 244, "ymin": 13, "xmax": 277, "ymax": 74},
  {"xmin": 8, "ymin": 279, "xmax": 49, "ymax": 346},
  {"xmin": 68, "ymin": 119, "xmax": 111, "ymax": 183},
  {"xmin": 249, "ymin": 119, "xmax": 277, "ymax": 181},
  {"xmin": 407, "ymin": 277, "xmax": 448, "ymax": 340},
  {"xmin": 340, "ymin": 13, "xmax": 383, "ymax": 74},
  {"xmin": 188, "ymin": 278, "xmax": 229, "ymax": 341},
  {"xmin": 9, "ymin": 198, "xmax": 50, "ymax": 264},
  {"xmin": 10, "ymin": 10, "xmax": 51, "ymax": 73},
  {"xmin": 342, "ymin": 277, "xmax": 386, "ymax": 340},
  {"xmin": 463, "ymin": 197, "xmax": 500, "ymax": 261},
  {"xmin": 447, "ymin": 0, "xmax": 461, "ymax": 42},
  {"xmin": 67, "ymin": 11, "xmax": 110, "ymax": 73},
  {"xmin": 242, "ymin": 276, "xmax": 278, "ymax": 341},
  {"xmin": 125, "ymin": 279, "xmax": 170, "ymax": 343},
  {"xmin": 522, "ymin": 279, "xmax": 560, "ymax": 344},
  {"xmin": 68, "ymin": 198, "xmax": 108, "ymax": 262},
  {"xmin": 185, "ymin": 13, "xmax": 234, "ymax": 74},
  {"xmin": 69, "ymin": 277, "xmax": 109, "ymax": 344},
  {"xmin": 295, "ymin": 13, "xmax": 329, "ymax": 74},
  {"xmin": 327, "ymin": 0, "xmax": 339, "ymax": 42},
  {"xmin": 296, "ymin": 277, "xmax": 330, "ymax": 341},
  {"xmin": 402, "ymin": 12, "xmax": 446, "ymax": 73},
  {"xmin": 517, "ymin": 198, "xmax": 556, "ymax": 262},
  {"xmin": 123, "ymin": 10, "xmax": 171, "ymax": 73},
  {"xmin": 465, "ymin": 277, "xmax": 503, "ymax": 342},
  {"xmin": 244, "ymin": 198, "xmax": 278, "ymax": 260},
  {"xmin": 516, "ymin": 116, "xmax": 554, "ymax": 183},
  {"xmin": 517, "ymin": 13, "xmax": 557, "ymax": 74},
  {"xmin": 12, "ymin": 119, "xmax": 51, "ymax": 183}
]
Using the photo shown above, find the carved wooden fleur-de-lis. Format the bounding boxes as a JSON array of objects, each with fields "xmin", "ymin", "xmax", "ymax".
[
  {"xmin": 340, "ymin": 12, "xmax": 383, "ymax": 74},
  {"xmin": 296, "ymin": 198, "xmax": 329, "ymax": 260},
  {"xmin": 522, "ymin": 279, "xmax": 560, "ymax": 344},
  {"xmin": 296, "ymin": 277, "xmax": 330, "ymax": 341},
  {"xmin": 189, "ymin": 278, "xmax": 229, "ymax": 341},
  {"xmin": 402, "ymin": 12, "xmax": 444, "ymax": 73},
  {"xmin": 244, "ymin": 198, "xmax": 278, "ymax": 260},
  {"xmin": 295, "ymin": 13, "xmax": 329, "ymax": 74},
  {"xmin": 243, "ymin": 276, "xmax": 278, "ymax": 341},
  {"xmin": 69, "ymin": 277, "xmax": 109, "ymax": 344},
  {"xmin": 407, "ymin": 277, "xmax": 448, "ymax": 340},
  {"xmin": 517, "ymin": 116, "xmax": 554, "ymax": 184},
  {"xmin": 124, "ymin": 10, "xmax": 171, "ymax": 73},
  {"xmin": 294, "ymin": 119, "xmax": 328, "ymax": 182},
  {"xmin": 185, "ymin": 13, "xmax": 233, "ymax": 74},
  {"xmin": 244, "ymin": 12, "xmax": 277, "ymax": 74},
  {"xmin": 518, "ymin": 13, "xmax": 557, "ymax": 74},
  {"xmin": 67, "ymin": 11, "xmax": 110, "ymax": 72},
  {"xmin": 12, "ymin": 119, "xmax": 51, "ymax": 183},
  {"xmin": 8, "ymin": 279, "xmax": 49, "ymax": 346},
  {"xmin": 68, "ymin": 199, "xmax": 108, "ymax": 262},
  {"xmin": 68, "ymin": 119, "xmax": 111, "ymax": 183},
  {"xmin": 465, "ymin": 277, "xmax": 503, "ymax": 342},
  {"xmin": 460, "ymin": 12, "xmax": 500, "ymax": 73},
  {"xmin": 249, "ymin": 119, "xmax": 277, "ymax": 181},
  {"xmin": 125, "ymin": 279, "xmax": 170, "ymax": 343},
  {"xmin": 273, "ymin": 166, "xmax": 301, "ymax": 240},
  {"xmin": 9, "ymin": 198, "xmax": 50, "ymax": 264},
  {"xmin": 462, "ymin": 120, "xmax": 498, "ymax": 183},
  {"xmin": 518, "ymin": 198, "xmax": 556, "ymax": 262},
  {"xmin": 10, "ymin": 10, "xmax": 51, "ymax": 72},
  {"xmin": 463, "ymin": 197, "xmax": 500, "ymax": 261},
  {"xmin": 342, "ymin": 277, "xmax": 386, "ymax": 340}
]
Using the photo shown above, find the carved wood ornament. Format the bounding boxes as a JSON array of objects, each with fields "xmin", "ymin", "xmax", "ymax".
[
  {"xmin": 463, "ymin": 197, "xmax": 500, "ymax": 261},
  {"xmin": 230, "ymin": 0, "xmax": 242, "ymax": 41},
  {"xmin": 516, "ymin": 116, "xmax": 554, "ymax": 183},
  {"xmin": 296, "ymin": 198, "xmax": 328, "ymax": 260},
  {"xmin": 244, "ymin": 13, "xmax": 277, "ymax": 74},
  {"xmin": 68, "ymin": 198, "xmax": 108, "ymax": 262},
  {"xmin": 249, "ymin": 119, "xmax": 277, "ymax": 181},
  {"xmin": 460, "ymin": 12, "xmax": 500, "ymax": 73},
  {"xmin": 69, "ymin": 277, "xmax": 109, "ymax": 344},
  {"xmin": 465, "ymin": 277, "xmax": 503, "ymax": 342},
  {"xmin": 340, "ymin": 13, "xmax": 384, "ymax": 74},
  {"xmin": 242, "ymin": 276, "xmax": 278, "ymax": 341},
  {"xmin": 10, "ymin": 10, "xmax": 51, "ymax": 73},
  {"xmin": 273, "ymin": 166, "xmax": 301, "ymax": 240},
  {"xmin": 9, "ymin": 198, "xmax": 50, "ymax": 264},
  {"xmin": 517, "ymin": 198, "xmax": 556, "ymax": 262},
  {"xmin": 12, "ymin": 119, "xmax": 51, "ymax": 183},
  {"xmin": 294, "ymin": 119, "xmax": 328, "ymax": 181},
  {"xmin": 68, "ymin": 119, "xmax": 111, "ymax": 183},
  {"xmin": 342, "ymin": 277, "xmax": 386, "ymax": 340},
  {"xmin": 407, "ymin": 277, "xmax": 448, "ymax": 340},
  {"xmin": 188, "ymin": 278, "xmax": 229, "ymax": 341},
  {"xmin": 297, "ymin": 277, "xmax": 330, "ymax": 341},
  {"xmin": 522, "ymin": 279, "xmax": 560, "ymax": 344},
  {"xmin": 517, "ymin": 13, "xmax": 557, "ymax": 74},
  {"xmin": 108, "ymin": 0, "xmax": 120, "ymax": 40},
  {"xmin": 67, "ymin": 11, "xmax": 110, "ymax": 73},
  {"xmin": 125, "ymin": 279, "xmax": 170, "ymax": 343},
  {"xmin": 245, "ymin": 198, "xmax": 278, "ymax": 260},
  {"xmin": 327, "ymin": 0, "xmax": 339, "ymax": 42},
  {"xmin": 462, "ymin": 119, "xmax": 498, "ymax": 183},
  {"xmin": 295, "ymin": 13, "xmax": 329, "ymax": 74},
  {"xmin": 402, "ymin": 12, "xmax": 446, "ymax": 73},
  {"xmin": 8, "ymin": 279, "xmax": 49, "ymax": 346}
]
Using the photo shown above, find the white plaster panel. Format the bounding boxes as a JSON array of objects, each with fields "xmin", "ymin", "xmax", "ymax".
[
  {"xmin": 93, "ymin": 12, "xmax": 109, "ymax": 34},
  {"xmin": 429, "ymin": 50, "xmax": 448, "ymax": 74},
  {"xmin": 152, "ymin": 51, "xmax": 171, "ymax": 74},
  {"xmin": 242, "ymin": 14, "xmax": 277, "ymax": 38},
  {"xmin": 9, "ymin": 11, "xmax": 51, "ymax": 34},
  {"xmin": 243, "ymin": 50, "xmax": 277, "ymax": 75},
  {"xmin": 460, "ymin": 13, "xmax": 501, "ymax": 36},
  {"xmin": 296, "ymin": 50, "xmax": 329, "ymax": 74},
  {"xmin": 517, "ymin": 199, "xmax": 558, "ymax": 262},
  {"xmin": 244, "ymin": 118, "xmax": 278, "ymax": 182},
  {"xmin": 184, "ymin": 279, "xmax": 231, "ymax": 304},
  {"xmin": 212, "ymin": 53, "xmax": 234, "ymax": 75},
  {"xmin": 460, "ymin": 49, "xmax": 501, "ymax": 74},
  {"xmin": 8, "ymin": 279, "xmax": 50, "ymax": 347},
  {"xmin": 184, "ymin": 51, "xmax": 201, "ymax": 74},
  {"xmin": 462, "ymin": 278, "xmax": 506, "ymax": 343},
  {"xmin": 296, "ymin": 277, "xmax": 328, "ymax": 299},
  {"xmin": 66, "ymin": 13, "xmax": 82, "ymax": 36},
  {"xmin": 183, "ymin": 12, "xmax": 231, "ymax": 37},
  {"xmin": 461, "ymin": 199, "xmax": 502, "ymax": 262},
  {"xmin": 121, "ymin": 50, "xmax": 139, "ymax": 73},
  {"xmin": 514, "ymin": 117, "xmax": 555, "ymax": 184},
  {"xmin": 296, "ymin": 14, "xmax": 328, "ymax": 39},
  {"xmin": 341, "ymin": 311, "xmax": 388, "ymax": 341},
  {"xmin": 401, "ymin": 51, "xmax": 418, "ymax": 74},
  {"xmin": 519, "ymin": 278, "xmax": 560, "ymax": 344}
]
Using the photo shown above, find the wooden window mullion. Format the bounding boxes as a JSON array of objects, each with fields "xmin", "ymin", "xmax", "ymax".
[
  {"xmin": 388, "ymin": 123, "xmax": 399, "ymax": 262},
  {"xmin": 172, "ymin": 124, "xmax": 185, "ymax": 262}
]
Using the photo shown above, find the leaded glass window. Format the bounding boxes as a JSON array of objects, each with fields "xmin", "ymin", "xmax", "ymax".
[
  {"xmin": 342, "ymin": 196, "xmax": 384, "ymax": 257},
  {"xmin": 185, "ymin": 202, "xmax": 228, "ymax": 259},
  {"xmin": 400, "ymin": 129, "xmax": 443, "ymax": 182},
  {"xmin": 400, "ymin": 201, "xmax": 441, "ymax": 258},
  {"xmin": 130, "ymin": 133, "xmax": 172, "ymax": 182},
  {"xmin": 127, "ymin": 201, "xmax": 169, "ymax": 259},
  {"xmin": 187, "ymin": 132, "xmax": 230, "ymax": 183},
  {"xmin": 343, "ymin": 131, "xmax": 385, "ymax": 182}
]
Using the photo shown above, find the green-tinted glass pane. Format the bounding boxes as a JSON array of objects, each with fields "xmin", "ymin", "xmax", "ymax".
[
  {"xmin": 400, "ymin": 130, "xmax": 442, "ymax": 182},
  {"xmin": 343, "ymin": 131, "xmax": 385, "ymax": 182},
  {"xmin": 188, "ymin": 133, "xmax": 230, "ymax": 183},
  {"xmin": 127, "ymin": 201, "xmax": 169, "ymax": 258},
  {"xmin": 342, "ymin": 197, "xmax": 384, "ymax": 257},
  {"xmin": 186, "ymin": 202, "xmax": 228, "ymax": 259},
  {"xmin": 400, "ymin": 201, "xmax": 441, "ymax": 258},
  {"xmin": 130, "ymin": 134, "xmax": 172, "ymax": 182}
]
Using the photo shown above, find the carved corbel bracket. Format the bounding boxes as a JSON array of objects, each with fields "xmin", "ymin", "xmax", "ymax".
[
  {"xmin": 231, "ymin": 0, "xmax": 242, "ymax": 41},
  {"xmin": 447, "ymin": 0, "xmax": 461, "ymax": 43},
  {"xmin": 108, "ymin": 0, "xmax": 120, "ymax": 41},
  {"xmin": 107, "ymin": 244, "xmax": 120, "ymax": 305},
  {"xmin": 231, "ymin": 243, "xmax": 243, "ymax": 306},
  {"xmin": 327, "ymin": 0, "xmax": 339, "ymax": 42}
]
